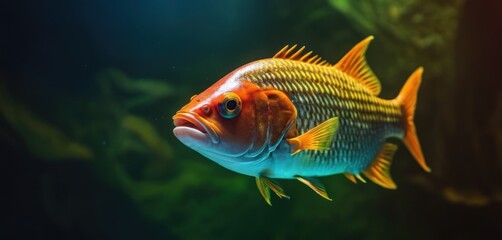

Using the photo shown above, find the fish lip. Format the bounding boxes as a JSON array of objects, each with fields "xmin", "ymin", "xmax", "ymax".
[{"xmin": 173, "ymin": 112, "xmax": 220, "ymax": 144}]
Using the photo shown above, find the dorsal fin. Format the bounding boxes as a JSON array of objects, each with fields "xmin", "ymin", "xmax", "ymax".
[
  {"xmin": 334, "ymin": 36, "xmax": 381, "ymax": 95},
  {"xmin": 273, "ymin": 45, "xmax": 332, "ymax": 66}
]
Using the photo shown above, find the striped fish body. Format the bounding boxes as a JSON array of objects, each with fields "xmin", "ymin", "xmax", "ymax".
[
  {"xmin": 173, "ymin": 36, "xmax": 430, "ymax": 204},
  {"xmin": 241, "ymin": 58, "xmax": 404, "ymax": 177}
]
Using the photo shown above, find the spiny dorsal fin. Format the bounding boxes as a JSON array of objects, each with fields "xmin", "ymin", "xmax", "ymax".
[
  {"xmin": 334, "ymin": 36, "xmax": 381, "ymax": 95},
  {"xmin": 273, "ymin": 45, "xmax": 332, "ymax": 66},
  {"xmin": 287, "ymin": 117, "xmax": 339, "ymax": 155},
  {"xmin": 295, "ymin": 176, "xmax": 332, "ymax": 201},
  {"xmin": 363, "ymin": 143, "xmax": 398, "ymax": 189}
]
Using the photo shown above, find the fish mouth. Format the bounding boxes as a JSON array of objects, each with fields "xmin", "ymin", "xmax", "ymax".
[{"xmin": 173, "ymin": 112, "xmax": 219, "ymax": 144}]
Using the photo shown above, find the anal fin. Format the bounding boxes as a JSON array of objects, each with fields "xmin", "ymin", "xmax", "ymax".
[
  {"xmin": 356, "ymin": 174, "xmax": 366, "ymax": 183},
  {"xmin": 295, "ymin": 176, "xmax": 332, "ymax": 201},
  {"xmin": 287, "ymin": 117, "xmax": 339, "ymax": 155},
  {"xmin": 363, "ymin": 143, "xmax": 398, "ymax": 189},
  {"xmin": 344, "ymin": 173, "xmax": 357, "ymax": 184},
  {"xmin": 344, "ymin": 173, "xmax": 366, "ymax": 183}
]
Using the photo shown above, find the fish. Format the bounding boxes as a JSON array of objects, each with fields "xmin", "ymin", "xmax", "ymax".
[{"xmin": 172, "ymin": 36, "xmax": 430, "ymax": 205}]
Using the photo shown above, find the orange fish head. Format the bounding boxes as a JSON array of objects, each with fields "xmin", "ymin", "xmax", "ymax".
[{"xmin": 173, "ymin": 72, "xmax": 297, "ymax": 167}]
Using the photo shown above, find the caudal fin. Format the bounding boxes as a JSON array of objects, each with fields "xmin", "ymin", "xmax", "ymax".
[{"xmin": 395, "ymin": 67, "xmax": 431, "ymax": 172}]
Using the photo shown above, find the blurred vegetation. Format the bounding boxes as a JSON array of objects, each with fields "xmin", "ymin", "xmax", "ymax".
[
  {"xmin": 328, "ymin": 0, "xmax": 463, "ymax": 80},
  {"xmin": 0, "ymin": 84, "xmax": 93, "ymax": 161},
  {"xmin": 3, "ymin": 0, "xmax": 501, "ymax": 239},
  {"xmin": 328, "ymin": 0, "xmax": 501, "ymax": 206}
]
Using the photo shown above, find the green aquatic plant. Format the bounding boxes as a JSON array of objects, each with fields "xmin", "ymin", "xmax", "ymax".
[
  {"xmin": 328, "ymin": 0, "xmax": 464, "ymax": 80},
  {"xmin": 97, "ymin": 68, "xmax": 175, "ymax": 109},
  {"xmin": 328, "ymin": 0, "xmax": 502, "ymax": 207},
  {"xmin": 0, "ymin": 84, "xmax": 93, "ymax": 161},
  {"xmin": 87, "ymin": 69, "xmax": 258, "ymax": 236}
]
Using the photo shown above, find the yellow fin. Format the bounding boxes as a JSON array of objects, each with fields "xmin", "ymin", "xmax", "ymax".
[
  {"xmin": 255, "ymin": 177, "xmax": 272, "ymax": 206},
  {"xmin": 344, "ymin": 173, "xmax": 357, "ymax": 184},
  {"xmin": 260, "ymin": 176, "xmax": 290, "ymax": 199},
  {"xmin": 287, "ymin": 117, "xmax": 339, "ymax": 155},
  {"xmin": 295, "ymin": 176, "xmax": 332, "ymax": 201},
  {"xmin": 273, "ymin": 45, "xmax": 332, "ymax": 66},
  {"xmin": 334, "ymin": 36, "xmax": 381, "ymax": 95},
  {"xmin": 363, "ymin": 143, "xmax": 398, "ymax": 189},
  {"xmin": 256, "ymin": 176, "xmax": 290, "ymax": 205},
  {"xmin": 356, "ymin": 174, "xmax": 366, "ymax": 183},
  {"xmin": 395, "ymin": 67, "xmax": 431, "ymax": 172}
]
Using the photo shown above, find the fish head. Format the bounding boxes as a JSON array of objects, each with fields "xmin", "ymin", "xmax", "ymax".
[{"xmin": 173, "ymin": 68, "xmax": 297, "ymax": 166}]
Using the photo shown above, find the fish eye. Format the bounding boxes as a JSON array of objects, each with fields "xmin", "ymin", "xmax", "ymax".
[
  {"xmin": 218, "ymin": 92, "xmax": 241, "ymax": 119},
  {"xmin": 226, "ymin": 99, "xmax": 237, "ymax": 110}
]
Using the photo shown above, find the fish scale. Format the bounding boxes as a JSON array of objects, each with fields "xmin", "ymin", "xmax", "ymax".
[
  {"xmin": 173, "ymin": 36, "xmax": 430, "ymax": 204},
  {"xmin": 246, "ymin": 59, "xmax": 403, "ymax": 173}
]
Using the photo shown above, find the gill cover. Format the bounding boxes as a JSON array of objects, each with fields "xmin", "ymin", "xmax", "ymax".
[
  {"xmin": 175, "ymin": 78, "xmax": 298, "ymax": 160},
  {"xmin": 249, "ymin": 88, "xmax": 297, "ymax": 156}
]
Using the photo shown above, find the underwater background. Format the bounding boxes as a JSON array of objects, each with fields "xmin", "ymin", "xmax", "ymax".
[{"xmin": 2, "ymin": 0, "xmax": 501, "ymax": 239}]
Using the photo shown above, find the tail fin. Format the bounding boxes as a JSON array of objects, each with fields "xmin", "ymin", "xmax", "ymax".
[{"xmin": 395, "ymin": 67, "xmax": 431, "ymax": 172}]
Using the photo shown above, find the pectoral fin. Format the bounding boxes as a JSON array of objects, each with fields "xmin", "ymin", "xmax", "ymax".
[
  {"xmin": 295, "ymin": 176, "xmax": 332, "ymax": 201},
  {"xmin": 363, "ymin": 143, "xmax": 398, "ymax": 189},
  {"xmin": 256, "ymin": 176, "xmax": 289, "ymax": 206},
  {"xmin": 287, "ymin": 117, "xmax": 339, "ymax": 155}
]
